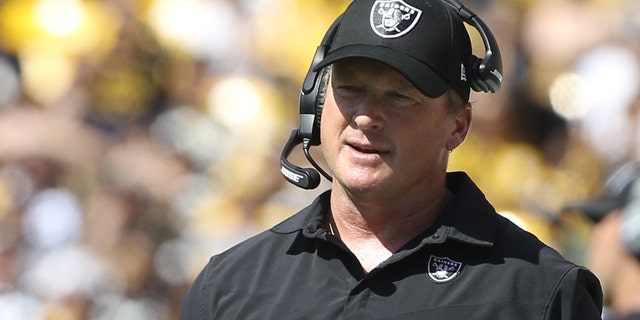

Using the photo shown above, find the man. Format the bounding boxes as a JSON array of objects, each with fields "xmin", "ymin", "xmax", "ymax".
[
  {"xmin": 571, "ymin": 163, "xmax": 640, "ymax": 320},
  {"xmin": 180, "ymin": 0, "xmax": 603, "ymax": 318}
]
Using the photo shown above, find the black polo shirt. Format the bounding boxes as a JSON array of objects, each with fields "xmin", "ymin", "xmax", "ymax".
[{"xmin": 180, "ymin": 172, "xmax": 603, "ymax": 319}]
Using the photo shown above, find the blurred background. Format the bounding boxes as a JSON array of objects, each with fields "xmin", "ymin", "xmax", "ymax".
[{"xmin": 0, "ymin": 0, "xmax": 638, "ymax": 318}]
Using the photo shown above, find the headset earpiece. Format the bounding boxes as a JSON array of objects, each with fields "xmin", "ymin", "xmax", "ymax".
[
  {"xmin": 298, "ymin": 66, "xmax": 330, "ymax": 146},
  {"xmin": 444, "ymin": 0, "xmax": 503, "ymax": 94},
  {"xmin": 298, "ymin": 17, "xmax": 343, "ymax": 146},
  {"xmin": 313, "ymin": 67, "xmax": 330, "ymax": 138},
  {"xmin": 298, "ymin": 66, "xmax": 324, "ymax": 146},
  {"xmin": 468, "ymin": 55, "xmax": 488, "ymax": 92}
]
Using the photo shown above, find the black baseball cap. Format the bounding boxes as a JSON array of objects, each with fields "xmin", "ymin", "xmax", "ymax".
[{"xmin": 314, "ymin": 0, "xmax": 472, "ymax": 101}]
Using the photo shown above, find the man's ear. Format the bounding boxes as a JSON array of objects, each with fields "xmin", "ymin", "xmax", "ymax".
[{"xmin": 446, "ymin": 105, "xmax": 472, "ymax": 151}]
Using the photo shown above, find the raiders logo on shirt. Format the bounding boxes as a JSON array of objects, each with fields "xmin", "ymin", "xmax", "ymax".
[{"xmin": 428, "ymin": 255, "xmax": 463, "ymax": 283}]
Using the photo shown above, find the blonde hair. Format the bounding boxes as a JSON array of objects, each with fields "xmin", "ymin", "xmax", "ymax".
[{"xmin": 447, "ymin": 90, "xmax": 470, "ymax": 114}]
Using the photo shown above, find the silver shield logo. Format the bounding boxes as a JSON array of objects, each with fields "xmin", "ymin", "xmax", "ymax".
[
  {"xmin": 370, "ymin": 0, "xmax": 423, "ymax": 39},
  {"xmin": 428, "ymin": 255, "xmax": 463, "ymax": 283}
]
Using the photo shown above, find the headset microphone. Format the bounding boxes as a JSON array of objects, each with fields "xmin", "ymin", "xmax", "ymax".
[
  {"xmin": 279, "ymin": 16, "xmax": 343, "ymax": 189},
  {"xmin": 279, "ymin": 129, "xmax": 321, "ymax": 190}
]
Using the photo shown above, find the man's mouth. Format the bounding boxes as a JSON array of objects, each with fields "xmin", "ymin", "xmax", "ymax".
[{"xmin": 349, "ymin": 143, "xmax": 385, "ymax": 154}]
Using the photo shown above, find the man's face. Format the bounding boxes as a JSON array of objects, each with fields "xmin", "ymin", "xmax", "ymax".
[{"xmin": 320, "ymin": 58, "xmax": 470, "ymax": 203}]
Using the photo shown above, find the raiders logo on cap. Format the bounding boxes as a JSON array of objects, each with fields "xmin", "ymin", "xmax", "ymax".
[
  {"xmin": 428, "ymin": 255, "xmax": 463, "ymax": 283},
  {"xmin": 370, "ymin": 0, "xmax": 422, "ymax": 39}
]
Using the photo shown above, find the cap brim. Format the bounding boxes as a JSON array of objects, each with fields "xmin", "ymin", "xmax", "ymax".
[{"xmin": 314, "ymin": 45, "xmax": 449, "ymax": 99}]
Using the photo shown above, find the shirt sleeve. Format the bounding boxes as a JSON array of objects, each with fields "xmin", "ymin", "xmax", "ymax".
[
  {"xmin": 544, "ymin": 266, "xmax": 604, "ymax": 320},
  {"xmin": 179, "ymin": 259, "xmax": 214, "ymax": 320}
]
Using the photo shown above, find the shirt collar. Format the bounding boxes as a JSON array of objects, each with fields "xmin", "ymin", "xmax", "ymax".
[
  {"xmin": 271, "ymin": 172, "xmax": 496, "ymax": 247},
  {"xmin": 437, "ymin": 171, "xmax": 496, "ymax": 247},
  {"xmin": 271, "ymin": 190, "xmax": 331, "ymax": 235}
]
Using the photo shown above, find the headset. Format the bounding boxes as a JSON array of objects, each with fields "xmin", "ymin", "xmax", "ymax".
[{"xmin": 280, "ymin": 0, "xmax": 503, "ymax": 189}]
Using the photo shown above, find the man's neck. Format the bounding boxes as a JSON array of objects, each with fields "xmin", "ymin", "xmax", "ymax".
[{"xmin": 327, "ymin": 186, "xmax": 450, "ymax": 272}]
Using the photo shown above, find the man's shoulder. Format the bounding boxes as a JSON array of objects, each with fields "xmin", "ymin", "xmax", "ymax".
[
  {"xmin": 210, "ymin": 214, "xmax": 304, "ymax": 266},
  {"xmin": 447, "ymin": 172, "xmax": 579, "ymax": 271},
  {"xmin": 203, "ymin": 192, "xmax": 330, "ymax": 272},
  {"xmin": 467, "ymin": 212, "xmax": 601, "ymax": 311},
  {"xmin": 489, "ymin": 212, "xmax": 588, "ymax": 280}
]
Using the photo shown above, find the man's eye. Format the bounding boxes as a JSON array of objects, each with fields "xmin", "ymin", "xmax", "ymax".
[
  {"xmin": 335, "ymin": 86, "xmax": 364, "ymax": 98},
  {"xmin": 388, "ymin": 92, "xmax": 412, "ymax": 100},
  {"xmin": 337, "ymin": 86, "xmax": 362, "ymax": 93},
  {"xmin": 387, "ymin": 92, "xmax": 417, "ymax": 107}
]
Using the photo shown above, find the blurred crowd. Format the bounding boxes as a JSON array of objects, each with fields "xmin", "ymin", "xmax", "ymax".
[{"xmin": 0, "ymin": 0, "xmax": 639, "ymax": 319}]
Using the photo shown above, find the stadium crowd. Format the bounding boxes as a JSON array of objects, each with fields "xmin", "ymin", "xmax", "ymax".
[{"xmin": 0, "ymin": 0, "xmax": 638, "ymax": 318}]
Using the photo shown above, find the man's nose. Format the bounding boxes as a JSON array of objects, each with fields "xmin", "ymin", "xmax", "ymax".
[{"xmin": 352, "ymin": 96, "xmax": 385, "ymax": 131}]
